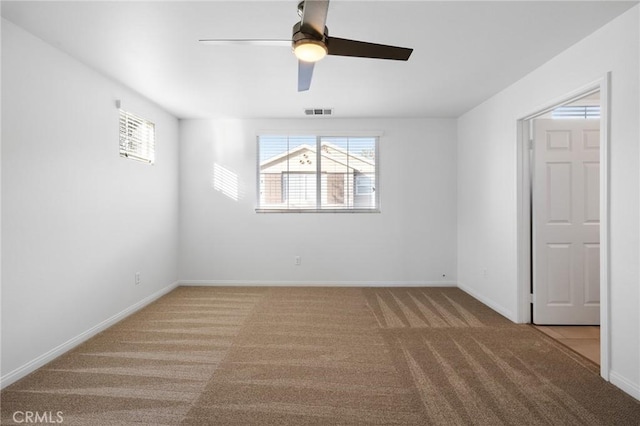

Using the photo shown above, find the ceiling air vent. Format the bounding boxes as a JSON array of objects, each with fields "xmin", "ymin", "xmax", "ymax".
[{"xmin": 304, "ymin": 108, "xmax": 333, "ymax": 116}]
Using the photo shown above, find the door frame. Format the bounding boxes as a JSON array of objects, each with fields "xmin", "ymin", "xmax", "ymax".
[{"xmin": 516, "ymin": 73, "xmax": 610, "ymax": 380}]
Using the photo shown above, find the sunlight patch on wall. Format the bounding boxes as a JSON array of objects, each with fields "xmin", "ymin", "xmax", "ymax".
[{"xmin": 212, "ymin": 163, "xmax": 243, "ymax": 201}]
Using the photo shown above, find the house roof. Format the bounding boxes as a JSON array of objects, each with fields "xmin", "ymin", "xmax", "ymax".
[{"xmin": 260, "ymin": 141, "xmax": 375, "ymax": 173}]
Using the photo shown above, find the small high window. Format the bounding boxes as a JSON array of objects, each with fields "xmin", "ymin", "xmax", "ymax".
[
  {"xmin": 119, "ymin": 109, "xmax": 155, "ymax": 164},
  {"xmin": 551, "ymin": 105, "xmax": 600, "ymax": 119}
]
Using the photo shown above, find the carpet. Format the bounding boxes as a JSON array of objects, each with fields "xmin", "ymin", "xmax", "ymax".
[{"xmin": 1, "ymin": 286, "xmax": 638, "ymax": 425}]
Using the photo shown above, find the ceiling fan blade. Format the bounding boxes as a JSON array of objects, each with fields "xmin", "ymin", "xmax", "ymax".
[
  {"xmin": 199, "ymin": 39, "xmax": 290, "ymax": 47},
  {"xmin": 298, "ymin": 60, "xmax": 315, "ymax": 92},
  {"xmin": 326, "ymin": 37, "xmax": 413, "ymax": 60},
  {"xmin": 300, "ymin": 0, "xmax": 330, "ymax": 37}
]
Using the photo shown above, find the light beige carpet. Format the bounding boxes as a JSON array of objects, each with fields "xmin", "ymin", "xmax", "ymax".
[{"xmin": 2, "ymin": 287, "xmax": 639, "ymax": 425}]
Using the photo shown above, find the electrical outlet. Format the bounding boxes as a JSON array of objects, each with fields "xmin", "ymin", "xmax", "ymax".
[
  {"xmin": 295, "ymin": 256, "xmax": 301, "ymax": 266},
  {"xmin": 135, "ymin": 272, "xmax": 141, "ymax": 285},
  {"xmin": 482, "ymin": 268, "xmax": 488, "ymax": 278}
]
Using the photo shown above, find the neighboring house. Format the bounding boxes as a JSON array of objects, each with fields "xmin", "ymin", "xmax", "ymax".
[{"xmin": 259, "ymin": 142, "xmax": 375, "ymax": 209}]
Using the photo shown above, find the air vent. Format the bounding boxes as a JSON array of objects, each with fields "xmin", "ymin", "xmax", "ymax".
[{"xmin": 304, "ymin": 108, "xmax": 333, "ymax": 116}]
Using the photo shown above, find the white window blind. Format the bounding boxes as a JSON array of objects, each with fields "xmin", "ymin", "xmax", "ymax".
[
  {"xmin": 551, "ymin": 105, "xmax": 600, "ymax": 119},
  {"xmin": 258, "ymin": 135, "xmax": 379, "ymax": 212},
  {"xmin": 119, "ymin": 109, "xmax": 155, "ymax": 164}
]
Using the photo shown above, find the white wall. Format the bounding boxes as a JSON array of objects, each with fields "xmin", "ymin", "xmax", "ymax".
[
  {"xmin": 1, "ymin": 20, "xmax": 180, "ymax": 385},
  {"xmin": 457, "ymin": 6, "xmax": 639, "ymax": 398},
  {"xmin": 179, "ymin": 118, "xmax": 457, "ymax": 286}
]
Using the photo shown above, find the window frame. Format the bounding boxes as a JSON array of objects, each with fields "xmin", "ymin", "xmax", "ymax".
[
  {"xmin": 256, "ymin": 134, "xmax": 380, "ymax": 213},
  {"xmin": 119, "ymin": 109, "xmax": 155, "ymax": 164}
]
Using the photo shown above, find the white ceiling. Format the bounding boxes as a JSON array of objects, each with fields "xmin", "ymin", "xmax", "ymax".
[{"xmin": 2, "ymin": 1, "xmax": 636, "ymax": 119}]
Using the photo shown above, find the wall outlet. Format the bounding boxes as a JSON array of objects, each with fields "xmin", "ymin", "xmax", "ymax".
[
  {"xmin": 482, "ymin": 268, "xmax": 488, "ymax": 278},
  {"xmin": 295, "ymin": 256, "xmax": 301, "ymax": 266},
  {"xmin": 135, "ymin": 272, "xmax": 141, "ymax": 285}
]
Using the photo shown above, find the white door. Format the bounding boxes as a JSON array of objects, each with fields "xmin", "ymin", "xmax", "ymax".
[{"xmin": 533, "ymin": 119, "xmax": 600, "ymax": 325}]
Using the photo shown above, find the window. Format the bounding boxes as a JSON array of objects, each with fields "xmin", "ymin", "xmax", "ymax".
[
  {"xmin": 551, "ymin": 105, "xmax": 600, "ymax": 119},
  {"xmin": 257, "ymin": 135, "xmax": 379, "ymax": 212},
  {"xmin": 119, "ymin": 109, "xmax": 155, "ymax": 164}
]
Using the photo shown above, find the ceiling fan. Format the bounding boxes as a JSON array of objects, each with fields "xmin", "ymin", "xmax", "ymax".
[{"xmin": 199, "ymin": 0, "xmax": 413, "ymax": 91}]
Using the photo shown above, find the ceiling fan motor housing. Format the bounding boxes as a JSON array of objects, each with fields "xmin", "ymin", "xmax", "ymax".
[{"xmin": 292, "ymin": 21, "xmax": 329, "ymax": 55}]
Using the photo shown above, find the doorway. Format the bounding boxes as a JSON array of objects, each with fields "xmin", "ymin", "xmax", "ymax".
[
  {"xmin": 531, "ymin": 95, "xmax": 601, "ymax": 325},
  {"xmin": 516, "ymin": 75, "xmax": 610, "ymax": 379}
]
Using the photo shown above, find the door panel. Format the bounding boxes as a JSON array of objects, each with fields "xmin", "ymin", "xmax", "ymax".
[
  {"xmin": 546, "ymin": 162, "xmax": 572, "ymax": 223},
  {"xmin": 533, "ymin": 119, "xmax": 600, "ymax": 325},
  {"xmin": 583, "ymin": 163, "xmax": 600, "ymax": 223},
  {"xmin": 583, "ymin": 129, "xmax": 600, "ymax": 150},
  {"xmin": 583, "ymin": 243, "xmax": 600, "ymax": 305},
  {"xmin": 546, "ymin": 244, "xmax": 572, "ymax": 304}
]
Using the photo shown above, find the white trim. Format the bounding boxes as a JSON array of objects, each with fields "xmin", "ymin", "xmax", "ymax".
[
  {"xmin": 0, "ymin": 281, "xmax": 179, "ymax": 390},
  {"xmin": 599, "ymin": 73, "xmax": 611, "ymax": 381},
  {"xmin": 516, "ymin": 118, "xmax": 532, "ymax": 324},
  {"xmin": 609, "ymin": 371, "xmax": 640, "ymax": 400},
  {"xmin": 179, "ymin": 280, "xmax": 457, "ymax": 287},
  {"xmin": 515, "ymin": 74, "xmax": 610, "ymax": 381},
  {"xmin": 458, "ymin": 282, "xmax": 516, "ymax": 322},
  {"xmin": 520, "ymin": 86, "xmax": 601, "ymax": 121}
]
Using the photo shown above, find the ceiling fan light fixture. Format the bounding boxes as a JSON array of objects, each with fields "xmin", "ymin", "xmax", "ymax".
[{"xmin": 293, "ymin": 40, "xmax": 328, "ymax": 62}]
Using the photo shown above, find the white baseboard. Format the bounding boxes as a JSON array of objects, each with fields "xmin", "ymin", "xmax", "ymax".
[
  {"xmin": 609, "ymin": 370, "xmax": 640, "ymax": 400},
  {"xmin": 457, "ymin": 282, "xmax": 516, "ymax": 322},
  {"xmin": 179, "ymin": 280, "xmax": 458, "ymax": 287},
  {"xmin": 0, "ymin": 280, "xmax": 179, "ymax": 390}
]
